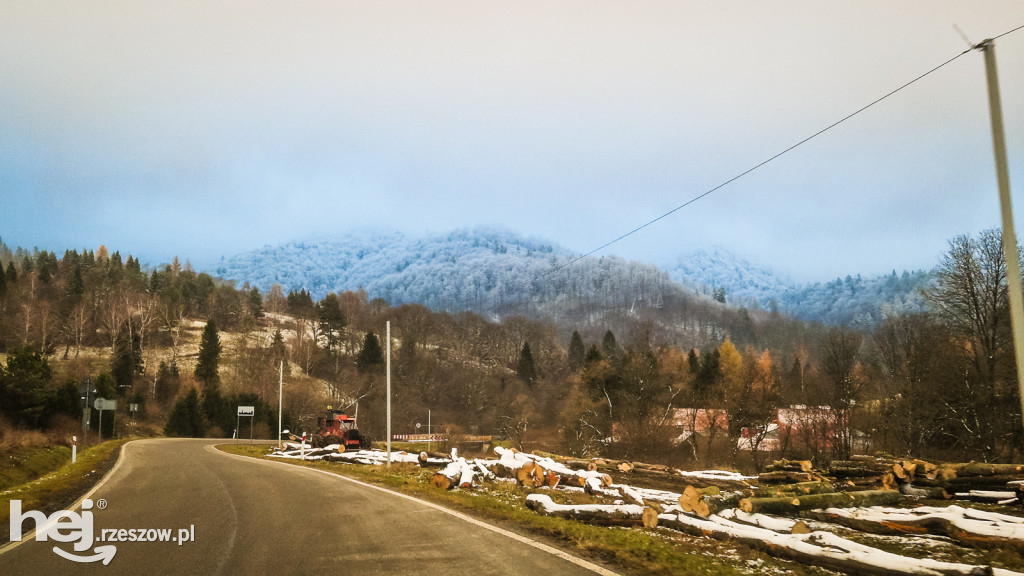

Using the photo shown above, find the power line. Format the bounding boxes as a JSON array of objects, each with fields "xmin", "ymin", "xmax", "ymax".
[{"xmin": 548, "ymin": 26, "xmax": 1023, "ymax": 276}]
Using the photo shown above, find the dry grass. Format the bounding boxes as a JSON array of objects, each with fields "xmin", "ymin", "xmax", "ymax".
[{"xmin": 0, "ymin": 418, "xmax": 63, "ymax": 450}]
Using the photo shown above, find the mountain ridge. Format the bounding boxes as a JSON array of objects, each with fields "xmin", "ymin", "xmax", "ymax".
[{"xmin": 213, "ymin": 228, "xmax": 934, "ymax": 327}]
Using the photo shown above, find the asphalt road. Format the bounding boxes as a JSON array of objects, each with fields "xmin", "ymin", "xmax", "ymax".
[{"xmin": 1, "ymin": 438, "xmax": 617, "ymax": 576}]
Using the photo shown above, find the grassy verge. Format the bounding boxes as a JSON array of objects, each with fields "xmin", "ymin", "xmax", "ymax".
[
  {"xmin": 218, "ymin": 444, "xmax": 826, "ymax": 576},
  {"xmin": 0, "ymin": 440, "xmax": 126, "ymax": 543},
  {"xmin": 0, "ymin": 445, "xmax": 73, "ymax": 491}
]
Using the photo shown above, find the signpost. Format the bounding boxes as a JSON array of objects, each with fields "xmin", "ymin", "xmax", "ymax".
[
  {"xmin": 93, "ymin": 398, "xmax": 116, "ymax": 442},
  {"xmin": 237, "ymin": 405, "xmax": 255, "ymax": 443}
]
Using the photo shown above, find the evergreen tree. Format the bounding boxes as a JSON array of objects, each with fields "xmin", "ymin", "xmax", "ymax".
[
  {"xmin": 601, "ymin": 330, "xmax": 620, "ymax": 361},
  {"xmin": 154, "ymin": 360, "xmax": 181, "ymax": 406},
  {"xmin": 270, "ymin": 329, "xmax": 289, "ymax": 374},
  {"xmin": 111, "ymin": 330, "xmax": 143, "ymax": 396},
  {"xmin": 316, "ymin": 293, "xmax": 347, "ymax": 351},
  {"xmin": 6, "ymin": 261, "xmax": 17, "ymax": 284},
  {"xmin": 195, "ymin": 319, "xmax": 222, "ymax": 387},
  {"xmin": 567, "ymin": 330, "xmax": 585, "ymax": 371},
  {"xmin": 516, "ymin": 342, "xmax": 538, "ymax": 386},
  {"xmin": 583, "ymin": 344, "xmax": 603, "ymax": 365},
  {"xmin": 0, "ymin": 262, "xmax": 6, "ymax": 298},
  {"xmin": 248, "ymin": 287, "xmax": 264, "ymax": 318},
  {"xmin": 356, "ymin": 331, "xmax": 384, "ymax": 371},
  {"xmin": 165, "ymin": 389, "xmax": 205, "ymax": 437},
  {"xmin": 48, "ymin": 380, "xmax": 82, "ymax": 420},
  {"xmin": 94, "ymin": 372, "xmax": 117, "ymax": 399},
  {"xmin": 0, "ymin": 347, "xmax": 53, "ymax": 427}
]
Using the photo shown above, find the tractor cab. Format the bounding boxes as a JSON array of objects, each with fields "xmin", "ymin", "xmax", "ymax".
[{"xmin": 315, "ymin": 408, "xmax": 368, "ymax": 450}]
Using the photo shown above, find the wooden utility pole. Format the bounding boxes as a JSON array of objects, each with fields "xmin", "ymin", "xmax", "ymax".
[{"xmin": 979, "ymin": 39, "xmax": 1024, "ymax": 429}]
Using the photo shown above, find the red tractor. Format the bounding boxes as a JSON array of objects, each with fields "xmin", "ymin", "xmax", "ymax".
[{"xmin": 314, "ymin": 408, "xmax": 369, "ymax": 451}]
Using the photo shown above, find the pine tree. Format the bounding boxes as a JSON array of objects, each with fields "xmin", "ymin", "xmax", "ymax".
[
  {"xmin": 601, "ymin": 330, "xmax": 620, "ymax": 361},
  {"xmin": 270, "ymin": 329, "xmax": 289, "ymax": 374},
  {"xmin": 111, "ymin": 330, "xmax": 143, "ymax": 396},
  {"xmin": 165, "ymin": 389, "xmax": 205, "ymax": 437},
  {"xmin": 567, "ymin": 330, "xmax": 585, "ymax": 371},
  {"xmin": 356, "ymin": 331, "xmax": 384, "ymax": 371},
  {"xmin": 316, "ymin": 293, "xmax": 347, "ymax": 351},
  {"xmin": 195, "ymin": 320, "xmax": 222, "ymax": 387},
  {"xmin": 248, "ymin": 287, "xmax": 264, "ymax": 318},
  {"xmin": 155, "ymin": 360, "xmax": 181, "ymax": 406},
  {"xmin": 517, "ymin": 342, "xmax": 537, "ymax": 386},
  {"xmin": 0, "ymin": 347, "xmax": 53, "ymax": 427}
]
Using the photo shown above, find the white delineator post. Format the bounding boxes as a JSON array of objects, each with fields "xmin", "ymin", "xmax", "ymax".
[
  {"xmin": 980, "ymin": 39, "xmax": 1024, "ymax": 430},
  {"xmin": 386, "ymin": 321, "xmax": 392, "ymax": 470}
]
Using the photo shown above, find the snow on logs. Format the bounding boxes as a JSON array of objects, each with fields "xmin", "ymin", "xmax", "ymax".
[
  {"xmin": 657, "ymin": 511, "xmax": 1021, "ymax": 576},
  {"xmin": 804, "ymin": 505, "xmax": 1024, "ymax": 551},
  {"xmin": 526, "ymin": 494, "xmax": 660, "ymax": 529},
  {"xmin": 267, "ymin": 444, "xmax": 1022, "ymax": 574}
]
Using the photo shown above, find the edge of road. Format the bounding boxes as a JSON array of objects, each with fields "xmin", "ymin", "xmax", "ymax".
[
  {"xmin": 210, "ymin": 443, "xmax": 622, "ymax": 576},
  {"xmin": 0, "ymin": 439, "xmax": 133, "ymax": 556}
]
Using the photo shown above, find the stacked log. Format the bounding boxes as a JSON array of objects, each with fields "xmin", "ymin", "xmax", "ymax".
[
  {"xmin": 526, "ymin": 494, "xmax": 660, "ymax": 528},
  {"xmin": 738, "ymin": 489, "xmax": 903, "ymax": 515},
  {"xmin": 758, "ymin": 460, "xmax": 829, "ymax": 485},
  {"xmin": 804, "ymin": 505, "xmax": 1024, "ymax": 551},
  {"xmin": 755, "ymin": 481, "xmax": 837, "ymax": 498},
  {"xmin": 677, "ymin": 484, "xmax": 745, "ymax": 518},
  {"xmin": 657, "ymin": 511, "xmax": 1011, "ymax": 576}
]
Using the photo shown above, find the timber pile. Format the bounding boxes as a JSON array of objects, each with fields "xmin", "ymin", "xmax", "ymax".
[
  {"xmin": 657, "ymin": 509, "xmax": 1019, "ymax": 576},
  {"xmin": 266, "ymin": 443, "xmax": 1024, "ymax": 576},
  {"xmin": 804, "ymin": 505, "xmax": 1024, "ymax": 551},
  {"xmin": 758, "ymin": 459, "xmax": 825, "ymax": 485}
]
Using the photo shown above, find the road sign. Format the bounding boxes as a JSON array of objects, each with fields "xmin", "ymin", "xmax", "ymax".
[
  {"xmin": 94, "ymin": 398, "xmax": 116, "ymax": 411},
  {"xmin": 415, "ymin": 422, "xmax": 421, "ymax": 430},
  {"xmin": 237, "ymin": 406, "xmax": 255, "ymax": 416}
]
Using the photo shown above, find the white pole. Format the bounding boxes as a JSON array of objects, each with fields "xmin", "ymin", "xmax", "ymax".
[
  {"xmin": 386, "ymin": 321, "xmax": 392, "ymax": 469},
  {"xmin": 278, "ymin": 360, "xmax": 283, "ymax": 449},
  {"xmin": 981, "ymin": 40, "xmax": 1024, "ymax": 430},
  {"xmin": 428, "ymin": 409, "xmax": 432, "ymax": 452}
]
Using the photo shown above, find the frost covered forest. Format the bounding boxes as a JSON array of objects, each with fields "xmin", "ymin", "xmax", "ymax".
[
  {"xmin": 0, "ymin": 228, "xmax": 1021, "ymax": 468},
  {"xmin": 216, "ymin": 228, "xmax": 934, "ymax": 328}
]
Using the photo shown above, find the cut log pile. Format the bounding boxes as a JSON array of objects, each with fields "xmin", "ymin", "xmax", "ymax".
[{"xmin": 267, "ymin": 443, "xmax": 1024, "ymax": 576}]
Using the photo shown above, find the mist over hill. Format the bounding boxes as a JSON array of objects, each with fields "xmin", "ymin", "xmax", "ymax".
[
  {"xmin": 214, "ymin": 229, "xmax": 935, "ymax": 329},
  {"xmin": 662, "ymin": 248, "xmax": 935, "ymax": 327}
]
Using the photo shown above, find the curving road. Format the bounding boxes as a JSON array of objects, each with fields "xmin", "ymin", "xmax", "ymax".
[{"xmin": 1, "ymin": 438, "xmax": 617, "ymax": 575}]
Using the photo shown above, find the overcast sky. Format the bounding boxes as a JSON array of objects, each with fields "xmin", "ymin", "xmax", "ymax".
[{"xmin": 2, "ymin": 1, "xmax": 1024, "ymax": 282}]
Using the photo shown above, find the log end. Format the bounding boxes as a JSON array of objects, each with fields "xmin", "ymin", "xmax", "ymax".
[
  {"xmin": 642, "ymin": 507, "xmax": 659, "ymax": 528},
  {"xmin": 790, "ymin": 520, "xmax": 811, "ymax": 535},
  {"xmin": 430, "ymin": 473, "xmax": 452, "ymax": 490}
]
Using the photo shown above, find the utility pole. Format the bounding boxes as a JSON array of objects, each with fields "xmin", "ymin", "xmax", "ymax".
[
  {"xmin": 979, "ymin": 39, "xmax": 1024, "ymax": 429},
  {"xmin": 386, "ymin": 321, "xmax": 392, "ymax": 470},
  {"xmin": 278, "ymin": 360, "xmax": 284, "ymax": 449}
]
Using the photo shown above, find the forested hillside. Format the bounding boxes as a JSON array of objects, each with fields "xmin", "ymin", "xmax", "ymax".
[
  {"xmin": 1, "ymin": 229, "xmax": 1020, "ymax": 469},
  {"xmin": 663, "ymin": 248, "xmax": 934, "ymax": 326},
  {"xmin": 214, "ymin": 228, "xmax": 745, "ymax": 348}
]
